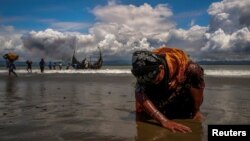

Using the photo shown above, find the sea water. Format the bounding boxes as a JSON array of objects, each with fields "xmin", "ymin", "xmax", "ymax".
[
  {"xmin": 1, "ymin": 65, "xmax": 250, "ymax": 77},
  {"xmin": 0, "ymin": 65, "xmax": 249, "ymax": 141}
]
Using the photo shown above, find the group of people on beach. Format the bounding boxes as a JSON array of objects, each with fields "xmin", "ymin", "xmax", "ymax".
[
  {"xmin": 40, "ymin": 59, "xmax": 70, "ymax": 71},
  {"xmin": 48, "ymin": 61, "xmax": 65, "ymax": 70},
  {"xmin": 5, "ymin": 58, "xmax": 72, "ymax": 76},
  {"xmin": 5, "ymin": 58, "xmax": 45, "ymax": 76}
]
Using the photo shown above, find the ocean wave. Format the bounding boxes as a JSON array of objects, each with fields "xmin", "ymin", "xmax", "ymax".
[
  {"xmin": 204, "ymin": 70, "xmax": 250, "ymax": 77},
  {"xmin": 0, "ymin": 69, "xmax": 250, "ymax": 77},
  {"xmin": 0, "ymin": 69, "xmax": 131, "ymax": 74}
]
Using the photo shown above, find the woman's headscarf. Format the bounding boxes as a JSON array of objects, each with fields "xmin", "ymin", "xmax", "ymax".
[
  {"xmin": 131, "ymin": 50, "xmax": 165, "ymax": 84},
  {"xmin": 131, "ymin": 47, "xmax": 190, "ymax": 89},
  {"xmin": 153, "ymin": 47, "xmax": 190, "ymax": 90}
]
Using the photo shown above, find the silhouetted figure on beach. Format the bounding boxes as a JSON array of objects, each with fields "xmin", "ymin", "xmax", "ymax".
[
  {"xmin": 53, "ymin": 62, "xmax": 56, "ymax": 70},
  {"xmin": 48, "ymin": 61, "xmax": 52, "ymax": 70},
  {"xmin": 26, "ymin": 60, "xmax": 32, "ymax": 73},
  {"xmin": 8, "ymin": 62, "xmax": 18, "ymax": 77},
  {"xmin": 59, "ymin": 62, "xmax": 62, "ymax": 70},
  {"xmin": 66, "ymin": 63, "xmax": 71, "ymax": 69},
  {"xmin": 39, "ymin": 58, "xmax": 45, "ymax": 73}
]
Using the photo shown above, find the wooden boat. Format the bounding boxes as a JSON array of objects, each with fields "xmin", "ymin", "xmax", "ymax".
[{"xmin": 71, "ymin": 47, "xmax": 103, "ymax": 69}]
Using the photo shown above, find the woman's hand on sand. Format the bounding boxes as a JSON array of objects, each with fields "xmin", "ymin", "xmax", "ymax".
[{"xmin": 161, "ymin": 120, "xmax": 192, "ymax": 133}]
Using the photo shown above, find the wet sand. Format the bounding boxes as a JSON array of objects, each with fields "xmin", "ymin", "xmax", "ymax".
[{"xmin": 0, "ymin": 73, "xmax": 249, "ymax": 141}]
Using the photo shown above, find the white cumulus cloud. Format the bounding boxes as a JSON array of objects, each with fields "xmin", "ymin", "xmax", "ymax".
[
  {"xmin": 1, "ymin": 0, "xmax": 250, "ymax": 62},
  {"xmin": 199, "ymin": 0, "xmax": 250, "ymax": 60}
]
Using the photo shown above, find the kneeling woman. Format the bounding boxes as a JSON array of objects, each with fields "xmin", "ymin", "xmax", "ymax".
[{"xmin": 131, "ymin": 47, "xmax": 205, "ymax": 133}]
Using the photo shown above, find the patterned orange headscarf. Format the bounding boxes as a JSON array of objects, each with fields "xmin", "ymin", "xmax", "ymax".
[{"xmin": 153, "ymin": 47, "xmax": 190, "ymax": 90}]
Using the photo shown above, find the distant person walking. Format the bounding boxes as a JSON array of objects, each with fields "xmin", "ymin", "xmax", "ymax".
[
  {"xmin": 53, "ymin": 62, "xmax": 56, "ymax": 70},
  {"xmin": 8, "ymin": 62, "xmax": 18, "ymax": 77},
  {"xmin": 48, "ymin": 61, "xmax": 52, "ymax": 70},
  {"xmin": 26, "ymin": 60, "xmax": 32, "ymax": 73},
  {"xmin": 39, "ymin": 58, "xmax": 45, "ymax": 73},
  {"xmin": 59, "ymin": 62, "xmax": 62, "ymax": 70},
  {"xmin": 66, "ymin": 63, "xmax": 71, "ymax": 69}
]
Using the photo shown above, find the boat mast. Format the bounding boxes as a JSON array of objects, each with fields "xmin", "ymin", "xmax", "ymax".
[{"xmin": 71, "ymin": 37, "xmax": 78, "ymax": 64}]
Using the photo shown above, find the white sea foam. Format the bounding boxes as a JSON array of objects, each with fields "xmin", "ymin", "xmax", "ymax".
[
  {"xmin": 204, "ymin": 70, "xmax": 250, "ymax": 77},
  {"xmin": 0, "ymin": 68, "xmax": 250, "ymax": 77},
  {"xmin": 0, "ymin": 69, "xmax": 131, "ymax": 74}
]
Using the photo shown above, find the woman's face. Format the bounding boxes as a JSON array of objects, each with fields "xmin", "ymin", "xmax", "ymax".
[{"xmin": 152, "ymin": 65, "xmax": 165, "ymax": 84}]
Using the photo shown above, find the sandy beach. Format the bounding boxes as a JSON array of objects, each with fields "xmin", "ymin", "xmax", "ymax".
[{"xmin": 0, "ymin": 68, "xmax": 250, "ymax": 141}]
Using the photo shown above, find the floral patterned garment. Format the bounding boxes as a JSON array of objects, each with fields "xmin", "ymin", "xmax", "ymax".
[
  {"xmin": 153, "ymin": 47, "xmax": 190, "ymax": 90},
  {"xmin": 135, "ymin": 61, "xmax": 205, "ymax": 119}
]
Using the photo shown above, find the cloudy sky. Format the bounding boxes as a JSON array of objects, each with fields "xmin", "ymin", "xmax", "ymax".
[{"xmin": 1, "ymin": 0, "xmax": 250, "ymax": 63}]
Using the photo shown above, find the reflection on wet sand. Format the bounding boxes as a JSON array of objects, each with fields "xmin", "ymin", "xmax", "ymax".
[
  {"xmin": 1, "ymin": 74, "xmax": 249, "ymax": 141},
  {"xmin": 5, "ymin": 78, "xmax": 18, "ymax": 96},
  {"xmin": 135, "ymin": 113, "xmax": 203, "ymax": 141}
]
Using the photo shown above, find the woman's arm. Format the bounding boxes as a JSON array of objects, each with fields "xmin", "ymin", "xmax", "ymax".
[
  {"xmin": 190, "ymin": 87, "xmax": 204, "ymax": 121},
  {"xmin": 136, "ymin": 92, "xmax": 192, "ymax": 133},
  {"xmin": 185, "ymin": 62, "xmax": 205, "ymax": 121}
]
